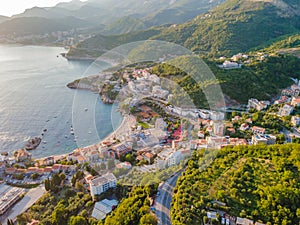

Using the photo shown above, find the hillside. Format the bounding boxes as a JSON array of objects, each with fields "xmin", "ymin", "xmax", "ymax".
[
  {"xmin": 171, "ymin": 144, "xmax": 300, "ymax": 225},
  {"xmin": 67, "ymin": 0, "xmax": 300, "ymax": 58},
  {"xmin": 0, "ymin": 17, "xmax": 70, "ymax": 36},
  {"xmin": 150, "ymin": 53, "xmax": 300, "ymax": 106},
  {"xmin": 0, "ymin": 17, "xmax": 91, "ymax": 36},
  {"xmin": 0, "ymin": 15, "xmax": 8, "ymax": 24}
]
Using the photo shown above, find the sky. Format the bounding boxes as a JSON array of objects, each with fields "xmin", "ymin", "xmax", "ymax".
[{"xmin": 0, "ymin": 0, "xmax": 74, "ymax": 17}]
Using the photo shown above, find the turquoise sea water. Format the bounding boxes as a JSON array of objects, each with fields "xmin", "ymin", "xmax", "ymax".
[{"xmin": 0, "ymin": 45, "xmax": 122, "ymax": 158}]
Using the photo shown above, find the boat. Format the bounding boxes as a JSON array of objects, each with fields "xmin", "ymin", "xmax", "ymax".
[
  {"xmin": 25, "ymin": 137, "xmax": 42, "ymax": 150},
  {"xmin": 84, "ymin": 108, "xmax": 88, "ymax": 111}
]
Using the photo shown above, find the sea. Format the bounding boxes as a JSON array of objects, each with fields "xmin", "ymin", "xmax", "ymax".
[{"xmin": 0, "ymin": 45, "xmax": 122, "ymax": 159}]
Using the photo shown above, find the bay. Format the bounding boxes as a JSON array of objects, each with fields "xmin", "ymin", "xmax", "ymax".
[{"xmin": 0, "ymin": 45, "xmax": 122, "ymax": 158}]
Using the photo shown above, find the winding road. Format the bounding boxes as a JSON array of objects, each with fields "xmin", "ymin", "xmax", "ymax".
[{"xmin": 154, "ymin": 172, "xmax": 182, "ymax": 225}]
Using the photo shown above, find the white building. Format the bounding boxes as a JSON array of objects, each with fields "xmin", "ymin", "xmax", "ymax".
[
  {"xmin": 213, "ymin": 121, "xmax": 225, "ymax": 136},
  {"xmin": 152, "ymin": 86, "xmax": 169, "ymax": 99},
  {"xmin": 90, "ymin": 173, "xmax": 117, "ymax": 197},
  {"xmin": 278, "ymin": 104, "xmax": 294, "ymax": 116},
  {"xmin": 220, "ymin": 61, "xmax": 241, "ymax": 69},
  {"xmin": 248, "ymin": 98, "xmax": 269, "ymax": 111},
  {"xmin": 252, "ymin": 134, "xmax": 276, "ymax": 145},
  {"xmin": 92, "ymin": 199, "xmax": 118, "ymax": 220},
  {"xmin": 291, "ymin": 116, "xmax": 300, "ymax": 127}
]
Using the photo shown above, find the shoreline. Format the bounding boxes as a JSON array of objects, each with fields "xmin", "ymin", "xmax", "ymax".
[{"xmin": 36, "ymin": 114, "xmax": 129, "ymax": 162}]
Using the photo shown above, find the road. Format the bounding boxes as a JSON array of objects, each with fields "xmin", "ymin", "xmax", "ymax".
[
  {"xmin": 154, "ymin": 172, "xmax": 182, "ymax": 225},
  {"xmin": 0, "ymin": 185, "xmax": 45, "ymax": 224}
]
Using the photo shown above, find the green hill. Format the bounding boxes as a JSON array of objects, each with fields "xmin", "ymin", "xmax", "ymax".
[
  {"xmin": 68, "ymin": 0, "xmax": 300, "ymax": 58},
  {"xmin": 171, "ymin": 144, "xmax": 300, "ymax": 225},
  {"xmin": 0, "ymin": 17, "xmax": 70, "ymax": 36}
]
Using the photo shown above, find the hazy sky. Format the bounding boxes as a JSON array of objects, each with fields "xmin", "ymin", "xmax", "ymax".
[{"xmin": 0, "ymin": 0, "xmax": 74, "ymax": 17}]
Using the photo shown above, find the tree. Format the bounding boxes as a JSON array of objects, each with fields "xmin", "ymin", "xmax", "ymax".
[
  {"xmin": 140, "ymin": 214, "xmax": 158, "ymax": 225},
  {"xmin": 52, "ymin": 173, "xmax": 61, "ymax": 187},
  {"xmin": 68, "ymin": 216, "xmax": 88, "ymax": 225},
  {"xmin": 51, "ymin": 203, "xmax": 67, "ymax": 225},
  {"xmin": 45, "ymin": 178, "xmax": 50, "ymax": 191},
  {"xmin": 107, "ymin": 159, "xmax": 115, "ymax": 170},
  {"xmin": 100, "ymin": 162, "xmax": 106, "ymax": 170}
]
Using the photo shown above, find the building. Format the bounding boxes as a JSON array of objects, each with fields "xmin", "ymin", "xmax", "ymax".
[
  {"xmin": 213, "ymin": 121, "xmax": 225, "ymax": 136},
  {"xmin": 251, "ymin": 126, "xmax": 265, "ymax": 135},
  {"xmin": 291, "ymin": 96, "xmax": 300, "ymax": 107},
  {"xmin": 248, "ymin": 98, "xmax": 269, "ymax": 111},
  {"xmin": 236, "ymin": 217, "xmax": 254, "ymax": 225},
  {"xmin": 152, "ymin": 86, "xmax": 169, "ymax": 99},
  {"xmin": 240, "ymin": 123, "xmax": 250, "ymax": 131},
  {"xmin": 291, "ymin": 116, "xmax": 300, "ymax": 127},
  {"xmin": 278, "ymin": 104, "xmax": 294, "ymax": 116},
  {"xmin": 252, "ymin": 134, "xmax": 276, "ymax": 145},
  {"xmin": 92, "ymin": 199, "xmax": 118, "ymax": 220},
  {"xmin": 14, "ymin": 149, "xmax": 32, "ymax": 162},
  {"xmin": 111, "ymin": 142, "xmax": 132, "ymax": 158},
  {"xmin": 220, "ymin": 61, "xmax": 241, "ymax": 69},
  {"xmin": 167, "ymin": 149, "xmax": 190, "ymax": 167},
  {"xmin": 90, "ymin": 173, "xmax": 117, "ymax": 197}
]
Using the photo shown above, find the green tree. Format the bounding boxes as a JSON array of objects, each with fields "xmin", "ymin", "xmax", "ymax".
[
  {"xmin": 140, "ymin": 214, "xmax": 158, "ymax": 225},
  {"xmin": 68, "ymin": 216, "xmax": 88, "ymax": 225},
  {"xmin": 51, "ymin": 203, "xmax": 67, "ymax": 225},
  {"xmin": 107, "ymin": 159, "xmax": 115, "ymax": 170}
]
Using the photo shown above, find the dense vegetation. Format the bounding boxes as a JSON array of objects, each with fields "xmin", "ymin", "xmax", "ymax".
[
  {"xmin": 170, "ymin": 144, "xmax": 300, "ymax": 225},
  {"xmin": 151, "ymin": 54, "xmax": 300, "ymax": 106},
  {"xmin": 68, "ymin": 0, "xmax": 300, "ymax": 58},
  {"xmin": 104, "ymin": 185, "xmax": 158, "ymax": 225}
]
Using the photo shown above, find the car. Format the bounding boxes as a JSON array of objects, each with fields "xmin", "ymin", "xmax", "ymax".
[
  {"xmin": 156, "ymin": 191, "xmax": 160, "ymax": 196},
  {"xmin": 221, "ymin": 218, "xmax": 225, "ymax": 224},
  {"xmin": 150, "ymin": 207, "xmax": 156, "ymax": 212},
  {"xmin": 226, "ymin": 218, "xmax": 230, "ymax": 225}
]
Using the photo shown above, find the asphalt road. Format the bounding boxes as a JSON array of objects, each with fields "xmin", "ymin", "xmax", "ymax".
[
  {"xmin": 154, "ymin": 172, "xmax": 182, "ymax": 225},
  {"xmin": 0, "ymin": 185, "xmax": 45, "ymax": 224}
]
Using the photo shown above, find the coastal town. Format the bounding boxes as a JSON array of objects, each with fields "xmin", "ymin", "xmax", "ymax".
[{"xmin": 0, "ymin": 53, "xmax": 300, "ymax": 225}]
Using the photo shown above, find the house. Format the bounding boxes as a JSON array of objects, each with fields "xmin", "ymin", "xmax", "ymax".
[
  {"xmin": 255, "ymin": 222, "xmax": 266, "ymax": 225},
  {"xmin": 26, "ymin": 167, "xmax": 38, "ymax": 175},
  {"xmin": 199, "ymin": 110, "xmax": 210, "ymax": 119},
  {"xmin": 251, "ymin": 126, "xmax": 265, "ymax": 135},
  {"xmin": 291, "ymin": 116, "xmax": 300, "ymax": 126},
  {"xmin": 240, "ymin": 123, "xmax": 250, "ymax": 131},
  {"xmin": 248, "ymin": 98, "xmax": 269, "ymax": 111},
  {"xmin": 27, "ymin": 220, "xmax": 40, "ymax": 225},
  {"xmin": 278, "ymin": 104, "xmax": 294, "ymax": 116},
  {"xmin": 5, "ymin": 167, "xmax": 16, "ymax": 175},
  {"xmin": 90, "ymin": 173, "xmax": 117, "ymax": 198},
  {"xmin": 14, "ymin": 149, "xmax": 32, "ymax": 162},
  {"xmin": 213, "ymin": 121, "xmax": 225, "ymax": 136},
  {"xmin": 220, "ymin": 61, "xmax": 241, "ymax": 69},
  {"xmin": 236, "ymin": 217, "xmax": 254, "ymax": 225},
  {"xmin": 152, "ymin": 86, "xmax": 169, "ymax": 99},
  {"xmin": 291, "ymin": 84, "xmax": 300, "ymax": 96},
  {"xmin": 167, "ymin": 149, "xmax": 190, "ymax": 167},
  {"xmin": 143, "ymin": 152, "xmax": 155, "ymax": 164},
  {"xmin": 291, "ymin": 96, "xmax": 300, "ymax": 107},
  {"xmin": 111, "ymin": 142, "xmax": 132, "ymax": 158},
  {"xmin": 52, "ymin": 164, "xmax": 61, "ymax": 173},
  {"xmin": 92, "ymin": 199, "xmax": 118, "ymax": 220},
  {"xmin": 252, "ymin": 134, "xmax": 276, "ymax": 145},
  {"xmin": 116, "ymin": 162, "xmax": 132, "ymax": 170}
]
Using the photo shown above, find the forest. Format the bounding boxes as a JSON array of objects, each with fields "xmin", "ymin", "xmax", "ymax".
[{"xmin": 170, "ymin": 143, "xmax": 300, "ymax": 225}]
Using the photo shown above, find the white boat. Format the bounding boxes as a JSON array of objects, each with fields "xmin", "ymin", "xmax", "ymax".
[{"xmin": 84, "ymin": 108, "xmax": 88, "ymax": 111}]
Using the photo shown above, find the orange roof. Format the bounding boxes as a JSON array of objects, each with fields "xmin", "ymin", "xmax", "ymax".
[
  {"xmin": 44, "ymin": 167, "xmax": 52, "ymax": 173},
  {"xmin": 27, "ymin": 167, "xmax": 38, "ymax": 172},
  {"xmin": 52, "ymin": 164, "xmax": 61, "ymax": 170},
  {"xmin": 144, "ymin": 152, "xmax": 154, "ymax": 159},
  {"xmin": 77, "ymin": 155, "xmax": 86, "ymax": 161},
  {"xmin": 5, "ymin": 168, "xmax": 16, "ymax": 173}
]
